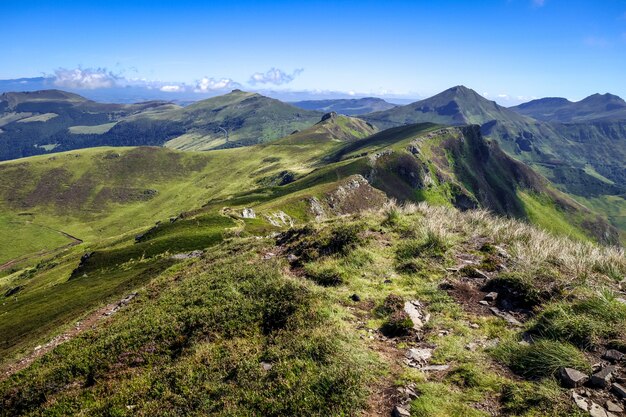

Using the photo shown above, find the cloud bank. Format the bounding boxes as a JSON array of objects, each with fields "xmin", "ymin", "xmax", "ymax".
[
  {"xmin": 194, "ymin": 77, "xmax": 241, "ymax": 92},
  {"xmin": 249, "ymin": 68, "xmax": 303, "ymax": 85},
  {"xmin": 53, "ymin": 67, "xmax": 121, "ymax": 89}
]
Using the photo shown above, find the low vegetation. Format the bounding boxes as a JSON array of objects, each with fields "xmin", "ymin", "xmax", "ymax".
[{"xmin": 2, "ymin": 201, "xmax": 624, "ymax": 416}]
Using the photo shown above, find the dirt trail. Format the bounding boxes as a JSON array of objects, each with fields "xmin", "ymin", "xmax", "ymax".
[
  {"xmin": 0, "ymin": 292, "xmax": 136, "ymax": 381},
  {"xmin": 0, "ymin": 225, "xmax": 82, "ymax": 272}
]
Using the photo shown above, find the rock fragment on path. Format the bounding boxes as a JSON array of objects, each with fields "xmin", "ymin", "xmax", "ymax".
[
  {"xmin": 559, "ymin": 367, "xmax": 588, "ymax": 388},
  {"xmin": 612, "ymin": 382, "xmax": 626, "ymax": 400},
  {"xmin": 591, "ymin": 365, "xmax": 615, "ymax": 388},
  {"xmin": 484, "ymin": 292, "xmax": 498, "ymax": 301},
  {"xmin": 405, "ymin": 348, "xmax": 432, "ymax": 366},
  {"xmin": 572, "ymin": 391, "xmax": 589, "ymax": 411},
  {"xmin": 403, "ymin": 300, "xmax": 429, "ymax": 331},
  {"xmin": 606, "ymin": 401, "xmax": 624, "ymax": 413},
  {"xmin": 392, "ymin": 405, "xmax": 411, "ymax": 417},
  {"xmin": 603, "ymin": 349, "xmax": 624, "ymax": 363},
  {"xmin": 489, "ymin": 307, "xmax": 522, "ymax": 326},
  {"xmin": 588, "ymin": 402, "xmax": 611, "ymax": 417}
]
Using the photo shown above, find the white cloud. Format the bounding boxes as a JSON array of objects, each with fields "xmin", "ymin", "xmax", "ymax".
[
  {"xmin": 194, "ymin": 77, "xmax": 240, "ymax": 92},
  {"xmin": 248, "ymin": 68, "xmax": 303, "ymax": 85},
  {"xmin": 160, "ymin": 85, "xmax": 184, "ymax": 92},
  {"xmin": 52, "ymin": 67, "xmax": 120, "ymax": 89}
]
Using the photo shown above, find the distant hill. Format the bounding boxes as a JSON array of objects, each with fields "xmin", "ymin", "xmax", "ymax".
[
  {"xmin": 0, "ymin": 90, "xmax": 175, "ymax": 160},
  {"xmin": 155, "ymin": 89, "xmax": 323, "ymax": 150},
  {"xmin": 290, "ymin": 97, "xmax": 396, "ymax": 115},
  {"xmin": 511, "ymin": 93, "xmax": 626, "ymax": 122},
  {"xmin": 362, "ymin": 86, "xmax": 530, "ymax": 126},
  {"xmin": 0, "ymin": 89, "xmax": 323, "ymax": 160}
]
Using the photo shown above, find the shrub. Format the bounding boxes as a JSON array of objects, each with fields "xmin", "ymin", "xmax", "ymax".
[
  {"xmin": 500, "ymin": 380, "xmax": 578, "ymax": 416},
  {"xmin": 529, "ymin": 292, "xmax": 626, "ymax": 349},
  {"xmin": 493, "ymin": 339, "xmax": 590, "ymax": 379}
]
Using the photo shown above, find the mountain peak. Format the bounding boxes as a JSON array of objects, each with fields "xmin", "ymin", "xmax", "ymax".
[{"xmin": 581, "ymin": 92, "xmax": 626, "ymax": 105}]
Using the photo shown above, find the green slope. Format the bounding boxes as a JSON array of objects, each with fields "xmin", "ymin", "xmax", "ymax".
[
  {"xmin": 2, "ymin": 204, "xmax": 625, "ymax": 416},
  {"xmin": 0, "ymin": 90, "xmax": 174, "ymax": 161},
  {"xmin": 0, "ymin": 119, "xmax": 617, "ymax": 367},
  {"xmin": 362, "ymin": 86, "xmax": 626, "ymax": 240}
]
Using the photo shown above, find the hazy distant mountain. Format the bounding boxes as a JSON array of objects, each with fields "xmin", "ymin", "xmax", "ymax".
[
  {"xmin": 291, "ymin": 97, "xmax": 396, "ymax": 115},
  {"xmin": 0, "ymin": 89, "xmax": 174, "ymax": 160},
  {"xmin": 0, "ymin": 89, "xmax": 322, "ymax": 160},
  {"xmin": 511, "ymin": 93, "xmax": 626, "ymax": 122}
]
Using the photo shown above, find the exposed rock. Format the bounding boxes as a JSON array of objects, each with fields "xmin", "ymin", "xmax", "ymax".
[
  {"xmin": 559, "ymin": 368, "xmax": 588, "ymax": 388},
  {"xmin": 603, "ymin": 349, "xmax": 625, "ymax": 363},
  {"xmin": 286, "ymin": 254, "xmax": 298, "ymax": 263},
  {"xmin": 262, "ymin": 252, "xmax": 276, "ymax": 260},
  {"xmin": 104, "ymin": 292, "xmax": 138, "ymax": 317},
  {"xmin": 265, "ymin": 211, "xmax": 293, "ymax": 227},
  {"xmin": 470, "ymin": 268, "xmax": 490, "ymax": 279},
  {"xmin": 325, "ymin": 175, "xmax": 388, "ymax": 215},
  {"xmin": 403, "ymin": 300, "xmax": 429, "ymax": 331},
  {"xmin": 606, "ymin": 401, "xmax": 624, "ymax": 413},
  {"xmin": 479, "ymin": 300, "xmax": 489, "ymax": 306},
  {"xmin": 484, "ymin": 292, "xmax": 498, "ymax": 301},
  {"xmin": 612, "ymin": 382, "xmax": 626, "ymax": 400},
  {"xmin": 260, "ymin": 361, "xmax": 273, "ymax": 371},
  {"xmin": 397, "ymin": 386, "xmax": 418, "ymax": 400},
  {"xmin": 489, "ymin": 307, "xmax": 523, "ymax": 327},
  {"xmin": 591, "ymin": 365, "xmax": 615, "ymax": 388},
  {"xmin": 392, "ymin": 405, "xmax": 411, "ymax": 417},
  {"xmin": 406, "ymin": 348, "xmax": 432, "ymax": 365},
  {"xmin": 170, "ymin": 250, "xmax": 204, "ymax": 260},
  {"xmin": 320, "ymin": 111, "xmax": 337, "ymax": 122},
  {"xmin": 572, "ymin": 391, "xmax": 589, "ymax": 412},
  {"xmin": 589, "ymin": 403, "xmax": 610, "ymax": 417},
  {"xmin": 69, "ymin": 251, "xmax": 96, "ymax": 279},
  {"xmin": 616, "ymin": 297, "xmax": 626, "ymax": 305},
  {"xmin": 307, "ymin": 197, "xmax": 325, "ymax": 221},
  {"xmin": 242, "ymin": 208, "xmax": 256, "ymax": 219}
]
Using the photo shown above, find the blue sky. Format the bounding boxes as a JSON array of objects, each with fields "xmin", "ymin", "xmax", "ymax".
[{"xmin": 2, "ymin": 0, "xmax": 626, "ymax": 104}]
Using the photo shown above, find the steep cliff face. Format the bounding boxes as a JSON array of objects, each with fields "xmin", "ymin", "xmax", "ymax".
[{"xmin": 361, "ymin": 125, "xmax": 619, "ymax": 245}]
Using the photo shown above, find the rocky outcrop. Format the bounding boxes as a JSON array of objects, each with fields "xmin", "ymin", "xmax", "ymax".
[
  {"xmin": 306, "ymin": 175, "xmax": 387, "ymax": 221},
  {"xmin": 241, "ymin": 208, "xmax": 256, "ymax": 219}
]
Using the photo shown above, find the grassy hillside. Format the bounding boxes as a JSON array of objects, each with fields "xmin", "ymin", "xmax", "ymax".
[
  {"xmin": 0, "ymin": 89, "xmax": 322, "ymax": 160},
  {"xmin": 362, "ymin": 87, "xmax": 626, "ymax": 240},
  {"xmin": 1, "ymin": 203, "xmax": 625, "ymax": 416},
  {"xmin": 0, "ymin": 118, "xmax": 617, "ymax": 374},
  {"xmin": 0, "ymin": 90, "xmax": 173, "ymax": 161},
  {"xmin": 0, "ymin": 114, "xmax": 371, "ymax": 259}
]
